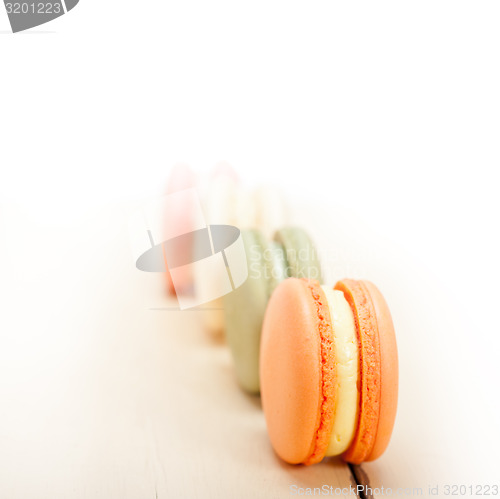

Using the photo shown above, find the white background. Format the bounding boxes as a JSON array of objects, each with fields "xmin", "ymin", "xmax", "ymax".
[{"xmin": 1, "ymin": 2, "xmax": 499, "ymax": 497}]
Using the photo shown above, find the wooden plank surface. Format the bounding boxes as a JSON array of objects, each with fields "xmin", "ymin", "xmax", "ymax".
[
  {"xmin": 0, "ymin": 203, "xmax": 498, "ymax": 498},
  {"xmin": 0, "ymin": 204, "xmax": 355, "ymax": 498}
]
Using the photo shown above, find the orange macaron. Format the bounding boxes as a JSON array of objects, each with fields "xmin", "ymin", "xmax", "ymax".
[{"xmin": 259, "ymin": 278, "xmax": 398, "ymax": 465}]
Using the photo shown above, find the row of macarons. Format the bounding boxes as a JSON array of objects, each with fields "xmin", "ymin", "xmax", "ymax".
[
  {"xmin": 163, "ymin": 164, "xmax": 398, "ymax": 466},
  {"xmin": 225, "ymin": 227, "xmax": 398, "ymax": 466},
  {"xmin": 162, "ymin": 162, "xmax": 289, "ymax": 298}
]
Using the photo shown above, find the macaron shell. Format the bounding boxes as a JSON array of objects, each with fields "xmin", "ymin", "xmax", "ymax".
[
  {"xmin": 234, "ymin": 185, "xmax": 258, "ymax": 229},
  {"xmin": 164, "ymin": 164, "xmax": 197, "ymax": 295},
  {"xmin": 210, "ymin": 161, "xmax": 240, "ymax": 183},
  {"xmin": 260, "ymin": 278, "xmax": 333, "ymax": 464},
  {"xmin": 274, "ymin": 228, "xmax": 322, "ymax": 282},
  {"xmin": 205, "ymin": 164, "xmax": 240, "ymax": 226},
  {"xmin": 224, "ymin": 230, "xmax": 270, "ymax": 393},
  {"xmin": 302, "ymin": 280, "xmax": 337, "ymax": 466},
  {"xmin": 362, "ymin": 280, "xmax": 398, "ymax": 461},
  {"xmin": 334, "ymin": 279, "xmax": 381, "ymax": 464},
  {"xmin": 254, "ymin": 185, "xmax": 288, "ymax": 239},
  {"xmin": 195, "ymin": 168, "xmax": 239, "ymax": 336},
  {"xmin": 167, "ymin": 163, "xmax": 197, "ymax": 193}
]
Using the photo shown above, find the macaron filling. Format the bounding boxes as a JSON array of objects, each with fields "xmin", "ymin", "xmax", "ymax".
[
  {"xmin": 320, "ymin": 286, "xmax": 360, "ymax": 456},
  {"xmin": 335, "ymin": 279, "xmax": 381, "ymax": 464}
]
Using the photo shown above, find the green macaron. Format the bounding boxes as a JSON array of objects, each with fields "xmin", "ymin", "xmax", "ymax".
[
  {"xmin": 224, "ymin": 227, "xmax": 322, "ymax": 394},
  {"xmin": 274, "ymin": 227, "xmax": 323, "ymax": 281}
]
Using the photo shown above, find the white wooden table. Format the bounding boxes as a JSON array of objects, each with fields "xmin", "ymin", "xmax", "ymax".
[{"xmin": 0, "ymin": 203, "xmax": 497, "ymax": 498}]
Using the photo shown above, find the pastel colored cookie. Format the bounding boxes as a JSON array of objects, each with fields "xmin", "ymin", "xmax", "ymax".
[
  {"xmin": 196, "ymin": 166, "xmax": 290, "ymax": 338},
  {"xmin": 163, "ymin": 163, "xmax": 197, "ymax": 296},
  {"xmin": 224, "ymin": 228, "xmax": 322, "ymax": 393},
  {"xmin": 195, "ymin": 163, "xmax": 241, "ymax": 336},
  {"xmin": 260, "ymin": 277, "xmax": 398, "ymax": 464},
  {"xmin": 274, "ymin": 227, "xmax": 322, "ymax": 281},
  {"xmin": 224, "ymin": 231, "xmax": 286, "ymax": 392},
  {"xmin": 335, "ymin": 279, "xmax": 398, "ymax": 462},
  {"xmin": 253, "ymin": 185, "xmax": 289, "ymax": 239}
]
